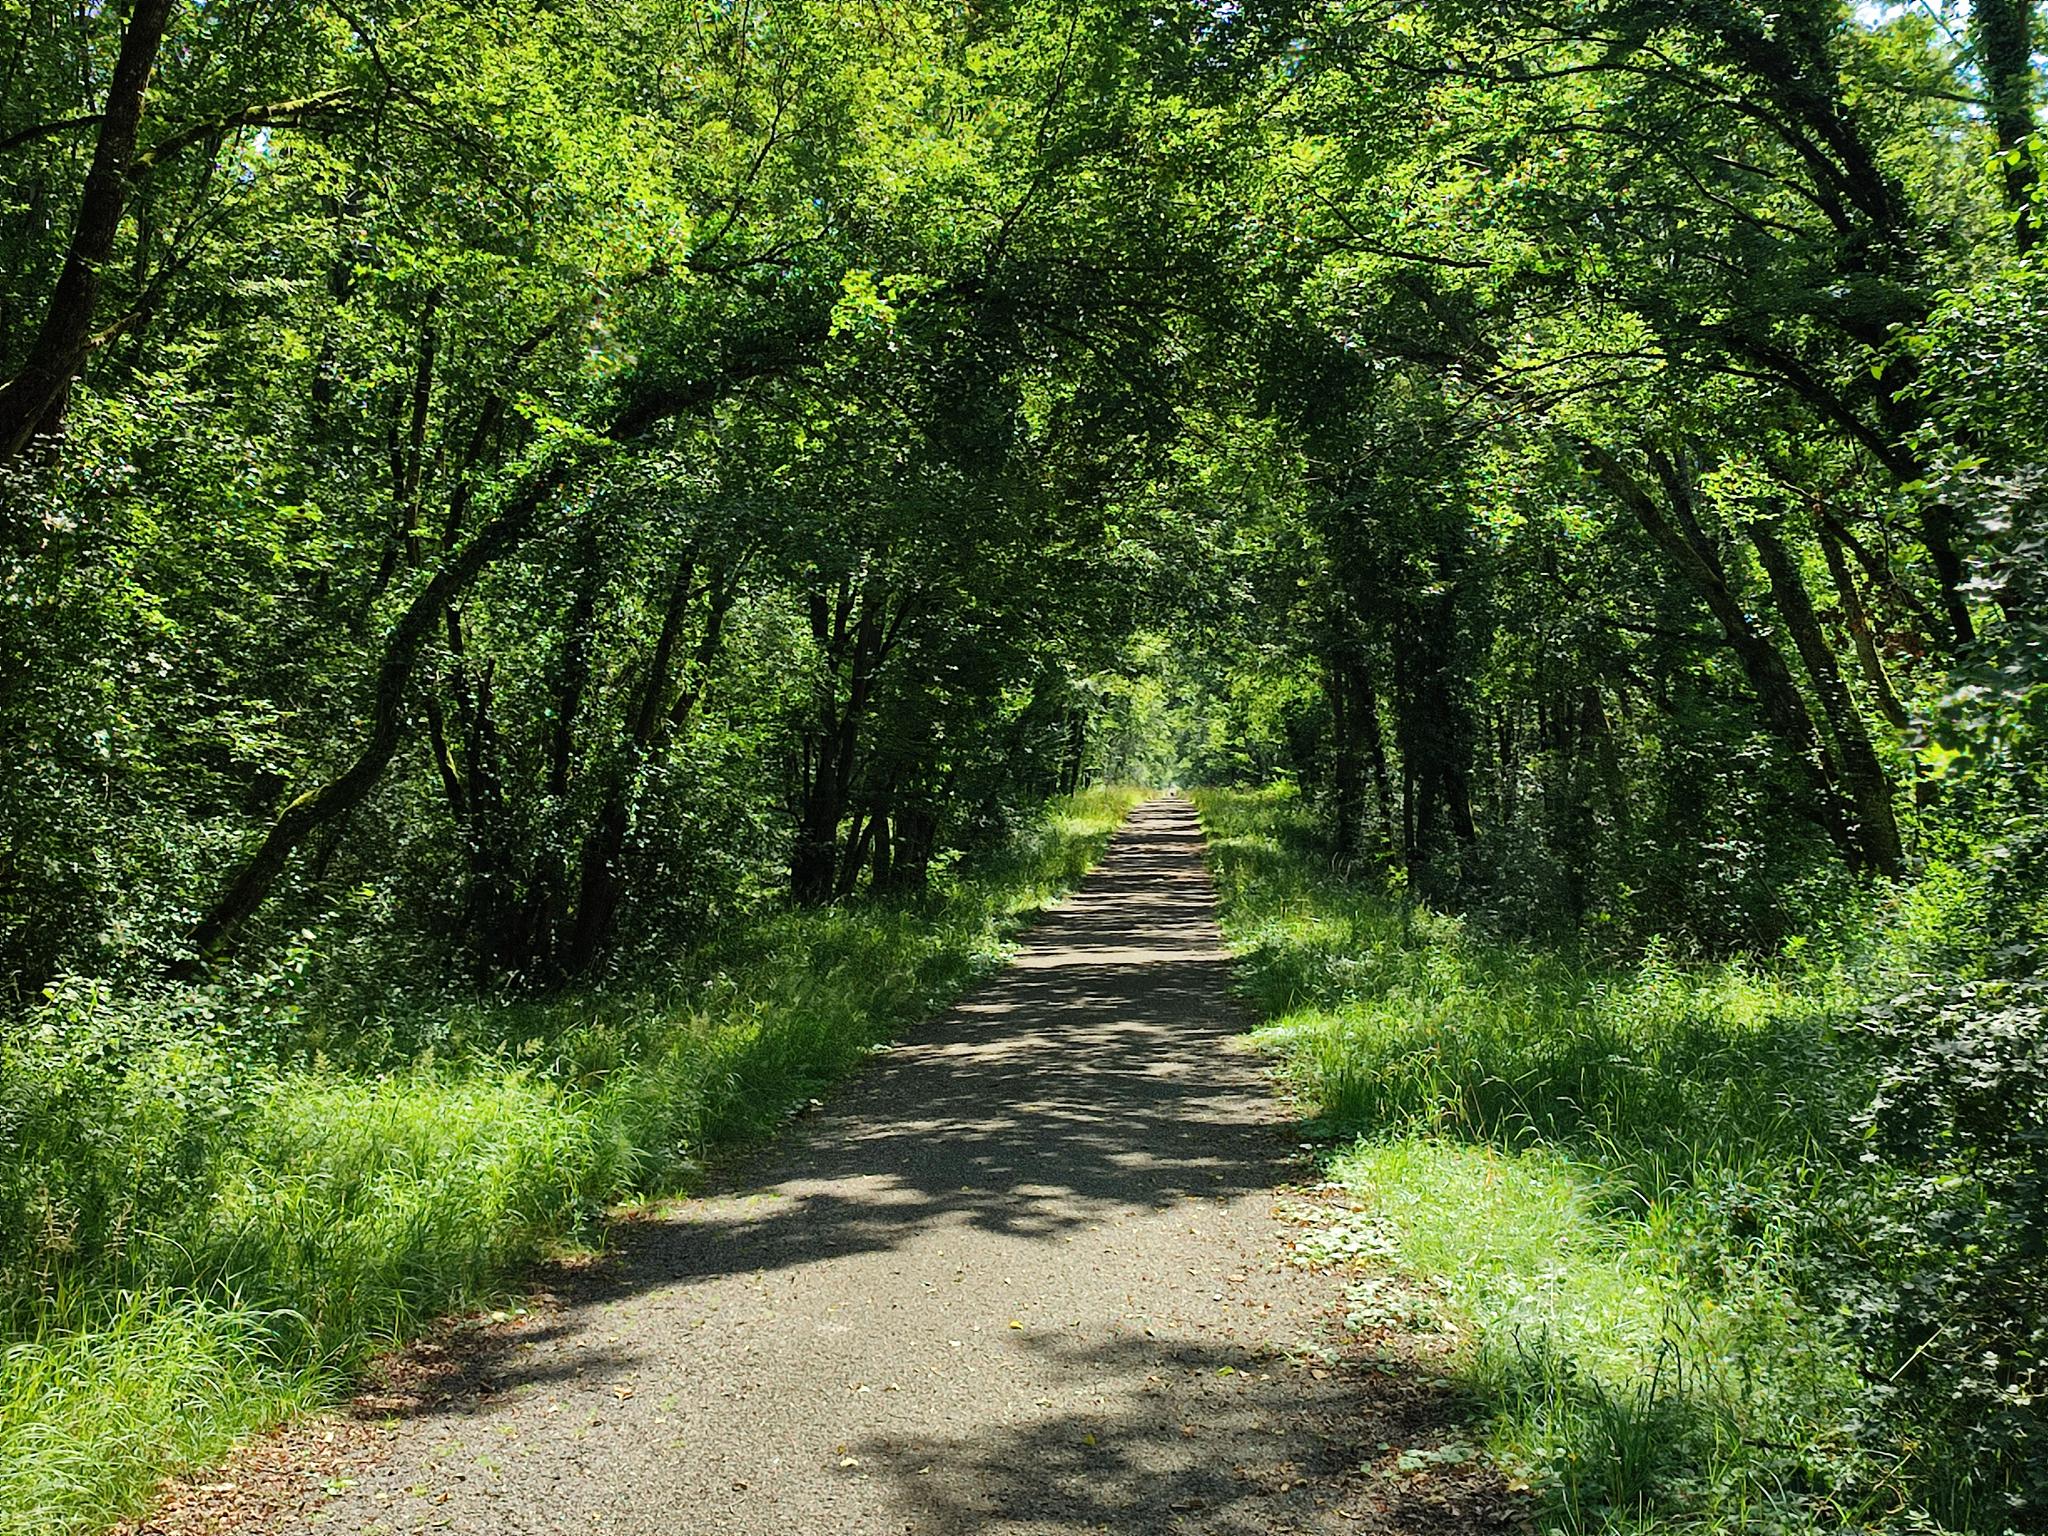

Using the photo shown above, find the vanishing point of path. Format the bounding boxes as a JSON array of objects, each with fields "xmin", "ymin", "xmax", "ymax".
[{"xmin": 274, "ymin": 799, "xmax": 1499, "ymax": 1536}]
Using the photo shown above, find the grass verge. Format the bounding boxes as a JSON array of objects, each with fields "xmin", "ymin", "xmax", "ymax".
[
  {"xmin": 1196, "ymin": 785, "xmax": 1895, "ymax": 1536},
  {"xmin": 0, "ymin": 786, "xmax": 1143, "ymax": 1536}
]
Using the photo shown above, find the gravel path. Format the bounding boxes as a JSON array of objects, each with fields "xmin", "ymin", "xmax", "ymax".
[{"xmin": 282, "ymin": 798, "xmax": 1492, "ymax": 1535}]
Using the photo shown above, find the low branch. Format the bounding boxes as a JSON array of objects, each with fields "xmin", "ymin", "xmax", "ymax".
[
  {"xmin": 173, "ymin": 328, "xmax": 824, "ymax": 970},
  {"xmin": 0, "ymin": 113, "xmax": 104, "ymax": 156},
  {"xmin": 174, "ymin": 454, "xmax": 579, "ymax": 970},
  {"xmin": 131, "ymin": 88, "xmax": 358, "ymax": 176}
]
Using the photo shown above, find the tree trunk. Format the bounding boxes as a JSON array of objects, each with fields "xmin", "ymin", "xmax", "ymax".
[
  {"xmin": 1409, "ymin": 770, "xmax": 1438, "ymax": 887},
  {"xmin": 886, "ymin": 804, "xmax": 938, "ymax": 895},
  {"xmin": 1817, "ymin": 515, "xmax": 1912, "ymax": 731},
  {"xmin": 1748, "ymin": 516, "xmax": 1906, "ymax": 875},
  {"xmin": 1815, "ymin": 508, "xmax": 1946, "ymax": 647},
  {"xmin": 835, "ymin": 806, "xmax": 876, "ymax": 899},
  {"xmin": 1322, "ymin": 659, "xmax": 1365, "ymax": 864},
  {"xmin": 548, "ymin": 523, "xmax": 604, "ymax": 803},
  {"xmin": 1582, "ymin": 442, "xmax": 1863, "ymax": 866},
  {"xmin": 791, "ymin": 694, "xmax": 854, "ymax": 907},
  {"xmin": 869, "ymin": 809, "xmax": 894, "ymax": 890},
  {"xmin": 1590, "ymin": 686, "xmax": 1634, "ymax": 843},
  {"xmin": 453, "ymin": 658, "xmax": 544, "ymax": 977},
  {"xmin": 1440, "ymin": 761, "xmax": 1478, "ymax": 847},
  {"xmin": 0, "ymin": 0, "xmax": 175, "ymax": 460},
  {"xmin": 171, "ymin": 348, "xmax": 819, "ymax": 969},
  {"xmin": 1059, "ymin": 710, "xmax": 1086, "ymax": 796},
  {"xmin": 1359, "ymin": 671, "xmax": 1397, "ymax": 858},
  {"xmin": 790, "ymin": 582, "xmax": 903, "ymax": 905},
  {"xmin": 174, "ymin": 462, "xmax": 573, "ymax": 971},
  {"xmin": 789, "ymin": 793, "xmax": 844, "ymax": 906},
  {"xmin": 1975, "ymin": 0, "xmax": 2039, "ymax": 252},
  {"xmin": 561, "ymin": 559, "xmax": 733, "ymax": 975}
]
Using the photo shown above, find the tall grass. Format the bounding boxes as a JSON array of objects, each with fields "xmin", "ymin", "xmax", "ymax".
[
  {"xmin": 0, "ymin": 787, "xmax": 1142, "ymax": 1536},
  {"xmin": 1196, "ymin": 786, "xmax": 1907, "ymax": 1536}
]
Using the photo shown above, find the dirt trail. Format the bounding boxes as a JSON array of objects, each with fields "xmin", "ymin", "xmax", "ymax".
[{"xmin": 274, "ymin": 798, "xmax": 1494, "ymax": 1535}]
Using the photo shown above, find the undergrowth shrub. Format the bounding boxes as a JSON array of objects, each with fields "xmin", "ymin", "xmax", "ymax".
[
  {"xmin": 1851, "ymin": 970, "xmax": 2047, "ymax": 1529},
  {"xmin": 0, "ymin": 983, "xmax": 258, "ymax": 1300}
]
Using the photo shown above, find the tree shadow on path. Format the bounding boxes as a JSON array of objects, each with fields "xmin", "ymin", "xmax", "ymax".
[
  {"xmin": 602, "ymin": 802, "xmax": 1299, "ymax": 1288},
  {"xmin": 853, "ymin": 1332, "xmax": 1517, "ymax": 1536}
]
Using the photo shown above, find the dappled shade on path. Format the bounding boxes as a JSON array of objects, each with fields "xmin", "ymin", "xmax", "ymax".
[{"xmin": 272, "ymin": 799, "xmax": 1507, "ymax": 1535}]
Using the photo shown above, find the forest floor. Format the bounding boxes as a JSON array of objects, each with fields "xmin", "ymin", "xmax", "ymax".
[{"xmin": 127, "ymin": 798, "xmax": 1518, "ymax": 1536}]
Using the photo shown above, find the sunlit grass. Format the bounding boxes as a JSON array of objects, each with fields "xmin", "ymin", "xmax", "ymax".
[
  {"xmin": 0, "ymin": 1290, "xmax": 320, "ymax": 1536},
  {"xmin": 1196, "ymin": 786, "xmax": 1874, "ymax": 1536}
]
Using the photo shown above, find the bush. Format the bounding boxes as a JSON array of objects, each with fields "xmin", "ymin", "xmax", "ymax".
[
  {"xmin": 0, "ymin": 983, "xmax": 257, "ymax": 1307},
  {"xmin": 1851, "ymin": 968, "xmax": 2047, "ymax": 1530}
]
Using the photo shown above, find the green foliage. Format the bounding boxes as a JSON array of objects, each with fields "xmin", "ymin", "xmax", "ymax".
[
  {"xmin": 0, "ymin": 1292, "xmax": 317, "ymax": 1536},
  {"xmin": 1853, "ymin": 974, "xmax": 2047, "ymax": 1527},
  {"xmin": 0, "ymin": 0, "xmax": 1195, "ymax": 997}
]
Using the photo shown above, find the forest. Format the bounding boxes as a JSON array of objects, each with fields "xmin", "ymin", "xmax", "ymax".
[{"xmin": 0, "ymin": 0, "xmax": 2043, "ymax": 1532}]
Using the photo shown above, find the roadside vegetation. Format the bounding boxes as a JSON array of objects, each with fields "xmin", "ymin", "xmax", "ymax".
[
  {"xmin": 0, "ymin": 788, "xmax": 1138, "ymax": 1536},
  {"xmin": 1197, "ymin": 786, "xmax": 2038, "ymax": 1536}
]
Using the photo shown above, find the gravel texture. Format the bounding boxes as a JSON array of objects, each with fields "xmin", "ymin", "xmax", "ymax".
[{"xmin": 229, "ymin": 797, "xmax": 1512, "ymax": 1536}]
